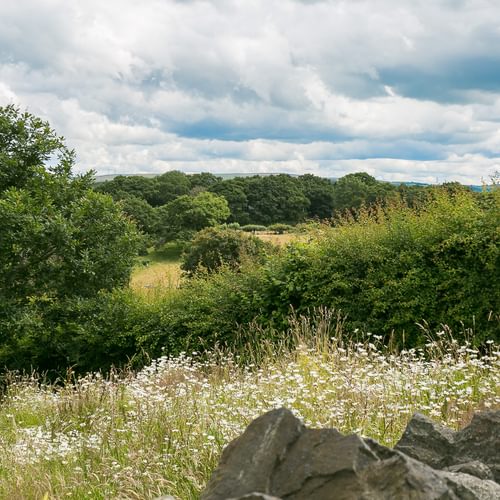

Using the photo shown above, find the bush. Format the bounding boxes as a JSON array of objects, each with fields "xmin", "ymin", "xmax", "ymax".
[
  {"xmin": 241, "ymin": 224, "xmax": 267, "ymax": 232},
  {"xmin": 181, "ymin": 226, "xmax": 270, "ymax": 275},
  {"xmin": 268, "ymin": 223, "xmax": 294, "ymax": 234},
  {"xmin": 259, "ymin": 192, "xmax": 500, "ymax": 346}
]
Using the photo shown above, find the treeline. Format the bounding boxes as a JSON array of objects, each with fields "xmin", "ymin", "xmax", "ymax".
[{"xmin": 93, "ymin": 170, "xmax": 454, "ymax": 242}]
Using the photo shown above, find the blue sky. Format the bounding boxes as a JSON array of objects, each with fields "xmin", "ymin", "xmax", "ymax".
[{"xmin": 1, "ymin": 0, "xmax": 500, "ymax": 184}]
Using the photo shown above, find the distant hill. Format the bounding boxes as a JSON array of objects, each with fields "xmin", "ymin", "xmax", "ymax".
[{"xmin": 93, "ymin": 172, "xmax": 482, "ymax": 191}]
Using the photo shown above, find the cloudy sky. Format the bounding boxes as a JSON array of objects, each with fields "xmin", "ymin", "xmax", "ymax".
[{"xmin": 1, "ymin": 0, "xmax": 500, "ymax": 184}]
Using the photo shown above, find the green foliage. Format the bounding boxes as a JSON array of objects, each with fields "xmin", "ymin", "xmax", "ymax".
[
  {"xmin": 241, "ymin": 224, "xmax": 268, "ymax": 232},
  {"xmin": 298, "ymin": 173, "xmax": 335, "ymax": 219},
  {"xmin": 245, "ymin": 174, "xmax": 310, "ymax": 225},
  {"xmin": 117, "ymin": 193, "xmax": 159, "ymax": 234},
  {"xmin": 0, "ymin": 105, "xmax": 75, "ymax": 193},
  {"xmin": 94, "ymin": 175, "xmax": 158, "ymax": 206},
  {"xmin": 209, "ymin": 178, "xmax": 250, "ymax": 224},
  {"xmin": 261, "ymin": 192, "xmax": 500, "ymax": 345},
  {"xmin": 152, "ymin": 170, "xmax": 191, "ymax": 206},
  {"xmin": 268, "ymin": 223, "xmax": 293, "ymax": 234},
  {"xmin": 156, "ymin": 191, "xmax": 230, "ymax": 242},
  {"xmin": 0, "ymin": 107, "xmax": 142, "ymax": 373},
  {"xmin": 188, "ymin": 172, "xmax": 222, "ymax": 191},
  {"xmin": 332, "ymin": 172, "xmax": 397, "ymax": 213},
  {"xmin": 181, "ymin": 227, "xmax": 270, "ymax": 275}
]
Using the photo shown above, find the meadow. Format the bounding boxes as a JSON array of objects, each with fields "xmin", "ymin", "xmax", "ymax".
[{"xmin": 0, "ymin": 315, "xmax": 498, "ymax": 499}]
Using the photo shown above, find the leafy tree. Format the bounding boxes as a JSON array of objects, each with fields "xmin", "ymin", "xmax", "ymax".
[
  {"xmin": 156, "ymin": 191, "xmax": 230, "ymax": 242},
  {"xmin": 0, "ymin": 106, "xmax": 142, "ymax": 305},
  {"xmin": 298, "ymin": 174, "xmax": 336, "ymax": 219},
  {"xmin": 245, "ymin": 174, "xmax": 310, "ymax": 225},
  {"xmin": 117, "ymin": 193, "xmax": 159, "ymax": 235},
  {"xmin": 332, "ymin": 172, "xmax": 396, "ymax": 213},
  {"xmin": 151, "ymin": 170, "xmax": 191, "ymax": 206},
  {"xmin": 94, "ymin": 175, "xmax": 158, "ymax": 206},
  {"xmin": 209, "ymin": 178, "xmax": 250, "ymax": 224},
  {"xmin": 189, "ymin": 172, "xmax": 222, "ymax": 191},
  {"xmin": 0, "ymin": 105, "xmax": 74, "ymax": 192},
  {"xmin": 181, "ymin": 226, "xmax": 270, "ymax": 275}
]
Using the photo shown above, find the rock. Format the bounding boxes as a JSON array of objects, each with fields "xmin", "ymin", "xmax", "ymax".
[
  {"xmin": 228, "ymin": 495, "xmax": 281, "ymax": 500},
  {"xmin": 442, "ymin": 471, "xmax": 500, "ymax": 499},
  {"xmin": 395, "ymin": 410, "xmax": 500, "ymax": 483},
  {"xmin": 444, "ymin": 461, "xmax": 494, "ymax": 481},
  {"xmin": 201, "ymin": 408, "xmax": 304, "ymax": 500},
  {"xmin": 271, "ymin": 430, "xmax": 379, "ymax": 499},
  {"xmin": 202, "ymin": 408, "xmax": 500, "ymax": 500},
  {"xmin": 394, "ymin": 412, "xmax": 455, "ymax": 469},
  {"xmin": 454, "ymin": 410, "xmax": 500, "ymax": 483}
]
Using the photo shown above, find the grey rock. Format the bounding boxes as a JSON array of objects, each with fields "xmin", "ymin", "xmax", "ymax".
[
  {"xmin": 394, "ymin": 412, "xmax": 455, "ymax": 469},
  {"xmin": 454, "ymin": 410, "xmax": 500, "ymax": 483},
  {"xmin": 442, "ymin": 472, "xmax": 500, "ymax": 500},
  {"xmin": 228, "ymin": 494, "xmax": 282, "ymax": 500},
  {"xmin": 202, "ymin": 408, "xmax": 500, "ymax": 500},
  {"xmin": 201, "ymin": 408, "xmax": 304, "ymax": 500},
  {"xmin": 395, "ymin": 410, "xmax": 500, "ymax": 484},
  {"xmin": 444, "ymin": 461, "xmax": 494, "ymax": 481}
]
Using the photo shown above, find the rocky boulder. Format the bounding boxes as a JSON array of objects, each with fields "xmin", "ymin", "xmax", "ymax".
[
  {"xmin": 395, "ymin": 410, "xmax": 500, "ymax": 483},
  {"xmin": 201, "ymin": 408, "xmax": 500, "ymax": 500}
]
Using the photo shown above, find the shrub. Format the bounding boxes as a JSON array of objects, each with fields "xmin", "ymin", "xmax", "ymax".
[
  {"xmin": 181, "ymin": 227, "xmax": 270, "ymax": 275},
  {"xmin": 268, "ymin": 223, "xmax": 294, "ymax": 234},
  {"xmin": 241, "ymin": 224, "xmax": 267, "ymax": 233},
  {"xmin": 259, "ymin": 192, "xmax": 500, "ymax": 346}
]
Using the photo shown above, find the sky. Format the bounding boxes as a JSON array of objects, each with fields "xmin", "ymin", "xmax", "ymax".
[{"xmin": 1, "ymin": 0, "xmax": 500, "ymax": 184}]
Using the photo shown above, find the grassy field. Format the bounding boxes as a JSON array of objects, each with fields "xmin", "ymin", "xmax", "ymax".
[
  {"xmin": 0, "ymin": 315, "xmax": 498, "ymax": 499},
  {"xmin": 130, "ymin": 245, "xmax": 183, "ymax": 294}
]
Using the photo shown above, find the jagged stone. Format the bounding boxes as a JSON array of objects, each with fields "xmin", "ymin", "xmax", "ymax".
[
  {"xmin": 444, "ymin": 461, "xmax": 494, "ymax": 481},
  {"xmin": 202, "ymin": 408, "xmax": 500, "ymax": 500},
  {"xmin": 394, "ymin": 412, "xmax": 455, "ymax": 469},
  {"xmin": 395, "ymin": 410, "xmax": 500, "ymax": 484},
  {"xmin": 201, "ymin": 408, "xmax": 304, "ymax": 500},
  {"xmin": 228, "ymin": 494, "xmax": 281, "ymax": 500},
  {"xmin": 442, "ymin": 472, "xmax": 500, "ymax": 500},
  {"xmin": 453, "ymin": 410, "xmax": 500, "ymax": 483}
]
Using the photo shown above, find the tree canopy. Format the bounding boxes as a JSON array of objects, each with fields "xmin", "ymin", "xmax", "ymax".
[
  {"xmin": 156, "ymin": 191, "xmax": 230, "ymax": 242},
  {"xmin": 0, "ymin": 106, "xmax": 142, "ymax": 307}
]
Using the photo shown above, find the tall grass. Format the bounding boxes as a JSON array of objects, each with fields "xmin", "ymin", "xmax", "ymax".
[{"xmin": 0, "ymin": 313, "xmax": 498, "ymax": 499}]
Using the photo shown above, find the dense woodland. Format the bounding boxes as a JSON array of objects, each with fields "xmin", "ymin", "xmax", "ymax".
[
  {"xmin": 1, "ymin": 105, "xmax": 499, "ymax": 375},
  {"xmin": 93, "ymin": 167, "xmax": 462, "ymax": 243}
]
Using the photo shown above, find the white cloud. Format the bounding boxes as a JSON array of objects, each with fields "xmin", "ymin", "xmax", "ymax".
[{"xmin": 0, "ymin": 0, "xmax": 499, "ymax": 184}]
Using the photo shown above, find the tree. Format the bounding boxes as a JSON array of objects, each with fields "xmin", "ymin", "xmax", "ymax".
[
  {"xmin": 298, "ymin": 174, "xmax": 336, "ymax": 219},
  {"xmin": 210, "ymin": 178, "xmax": 250, "ymax": 224},
  {"xmin": 0, "ymin": 105, "xmax": 74, "ymax": 192},
  {"xmin": 332, "ymin": 172, "xmax": 396, "ymax": 213},
  {"xmin": 244, "ymin": 175, "xmax": 310, "ymax": 225},
  {"xmin": 0, "ymin": 106, "xmax": 142, "ymax": 305},
  {"xmin": 189, "ymin": 172, "xmax": 222, "ymax": 192},
  {"xmin": 94, "ymin": 175, "xmax": 158, "ymax": 206},
  {"xmin": 156, "ymin": 191, "xmax": 230, "ymax": 242},
  {"xmin": 151, "ymin": 170, "xmax": 191, "ymax": 206},
  {"xmin": 181, "ymin": 226, "xmax": 269, "ymax": 275}
]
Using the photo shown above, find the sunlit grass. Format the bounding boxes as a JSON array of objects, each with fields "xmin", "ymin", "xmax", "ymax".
[
  {"xmin": 256, "ymin": 232, "xmax": 299, "ymax": 246},
  {"xmin": 130, "ymin": 261, "xmax": 182, "ymax": 293},
  {"xmin": 0, "ymin": 314, "xmax": 498, "ymax": 499},
  {"xmin": 130, "ymin": 244, "xmax": 184, "ymax": 294}
]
